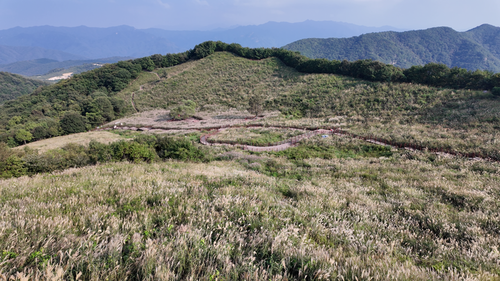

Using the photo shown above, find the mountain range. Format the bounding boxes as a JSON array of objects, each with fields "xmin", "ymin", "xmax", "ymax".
[
  {"xmin": 0, "ymin": 21, "xmax": 401, "ymax": 62},
  {"xmin": 0, "ymin": 57, "xmax": 131, "ymax": 77},
  {"xmin": 283, "ymin": 24, "xmax": 500, "ymax": 72}
]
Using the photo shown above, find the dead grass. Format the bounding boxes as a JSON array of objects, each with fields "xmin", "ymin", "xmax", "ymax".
[
  {"xmin": 1, "ymin": 149, "xmax": 499, "ymax": 279},
  {"xmin": 14, "ymin": 131, "xmax": 125, "ymax": 153}
]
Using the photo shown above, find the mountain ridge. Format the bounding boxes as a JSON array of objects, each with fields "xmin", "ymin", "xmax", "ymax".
[
  {"xmin": 283, "ymin": 24, "xmax": 500, "ymax": 72},
  {"xmin": 0, "ymin": 21, "xmax": 402, "ymax": 62}
]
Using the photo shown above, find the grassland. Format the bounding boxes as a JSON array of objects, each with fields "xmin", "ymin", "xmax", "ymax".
[
  {"xmin": 114, "ymin": 52, "xmax": 500, "ymax": 158},
  {"xmin": 1, "ymin": 51, "xmax": 500, "ymax": 280},
  {"xmin": 1, "ymin": 135, "xmax": 499, "ymax": 279},
  {"xmin": 14, "ymin": 131, "xmax": 126, "ymax": 153}
]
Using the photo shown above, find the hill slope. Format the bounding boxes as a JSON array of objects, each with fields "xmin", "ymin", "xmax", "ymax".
[
  {"xmin": 0, "ymin": 44, "xmax": 500, "ymax": 279},
  {"xmin": 0, "ymin": 72, "xmax": 48, "ymax": 103},
  {"xmin": 283, "ymin": 24, "xmax": 500, "ymax": 72},
  {"xmin": 0, "ymin": 43, "xmax": 499, "ymax": 155}
]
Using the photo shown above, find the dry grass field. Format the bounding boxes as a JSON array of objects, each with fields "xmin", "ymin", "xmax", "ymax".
[
  {"xmin": 1, "ymin": 133, "xmax": 500, "ymax": 279},
  {"xmin": 14, "ymin": 131, "xmax": 126, "ymax": 153},
  {"xmin": 1, "ymin": 51, "xmax": 500, "ymax": 280}
]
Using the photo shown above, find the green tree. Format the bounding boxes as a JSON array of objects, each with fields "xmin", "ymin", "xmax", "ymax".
[
  {"xmin": 60, "ymin": 113, "xmax": 87, "ymax": 135},
  {"xmin": 15, "ymin": 129, "xmax": 32, "ymax": 145}
]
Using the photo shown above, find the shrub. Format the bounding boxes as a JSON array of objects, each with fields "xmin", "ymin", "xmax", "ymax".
[
  {"xmin": 155, "ymin": 137, "xmax": 206, "ymax": 161},
  {"xmin": 23, "ymin": 144, "xmax": 90, "ymax": 174},
  {"xmin": 60, "ymin": 112, "xmax": 87, "ymax": 135},
  {"xmin": 492, "ymin": 87, "xmax": 500, "ymax": 97},
  {"xmin": 248, "ymin": 95, "xmax": 264, "ymax": 116},
  {"xmin": 0, "ymin": 155, "xmax": 26, "ymax": 178},
  {"xmin": 170, "ymin": 100, "xmax": 197, "ymax": 120}
]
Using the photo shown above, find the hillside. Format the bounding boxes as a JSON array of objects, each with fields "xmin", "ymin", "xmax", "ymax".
[
  {"xmin": 0, "ymin": 43, "xmax": 499, "ymax": 152},
  {"xmin": 1, "ymin": 43, "xmax": 500, "ymax": 279},
  {"xmin": 283, "ymin": 24, "xmax": 500, "ymax": 72},
  {"xmin": 0, "ymin": 71, "xmax": 48, "ymax": 103}
]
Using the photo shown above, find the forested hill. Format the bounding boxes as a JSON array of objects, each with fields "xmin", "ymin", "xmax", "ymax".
[
  {"xmin": 1, "ymin": 41, "xmax": 500, "ymax": 147},
  {"xmin": 0, "ymin": 72, "xmax": 48, "ymax": 104},
  {"xmin": 283, "ymin": 24, "xmax": 500, "ymax": 72}
]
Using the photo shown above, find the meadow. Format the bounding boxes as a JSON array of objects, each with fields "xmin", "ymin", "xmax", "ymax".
[
  {"xmin": 1, "ymin": 50, "xmax": 500, "ymax": 280},
  {"xmin": 1, "ymin": 133, "xmax": 500, "ymax": 280}
]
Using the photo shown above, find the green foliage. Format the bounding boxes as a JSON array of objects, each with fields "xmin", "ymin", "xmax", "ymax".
[
  {"xmin": 60, "ymin": 112, "xmax": 87, "ymax": 135},
  {"xmin": 193, "ymin": 41, "xmax": 218, "ymax": 59},
  {"xmin": 0, "ymin": 143, "xmax": 26, "ymax": 178},
  {"xmin": 492, "ymin": 87, "xmax": 500, "ymax": 97},
  {"xmin": 15, "ymin": 129, "xmax": 32, "ymax": 145},
  {"xmin": 155, "ymin": 136, "xmax": 207, "ymax": 161},
  {"xmin": 283, "ymin": 25, "xmax": 500, "ymax": 72},
  {"xmin": 170, "ymin": 100, "xmax": 196, "ymax": 120},
  {"xmin": 0, "ymin": 72, "xmax": 48, "ymax": 104}
]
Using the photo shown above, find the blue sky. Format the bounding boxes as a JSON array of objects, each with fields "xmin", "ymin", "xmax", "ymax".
[{"xmin": 1, "ymin": 0, "xmax": 499, "ymax": 31}]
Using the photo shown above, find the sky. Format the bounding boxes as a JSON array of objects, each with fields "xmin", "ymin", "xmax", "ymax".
[{"xmin": 0, "ymin": 0, "xmax": 499, "ymax": 31}]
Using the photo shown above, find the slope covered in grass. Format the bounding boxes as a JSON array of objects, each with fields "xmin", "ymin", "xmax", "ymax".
[
  {"xmin": 2, "ymin": 41, "xmax": 500, "ymax": 148},
  {"xmin": 125, "ymin": 52, "xmax": 500, "ymax": 157},
  {"xmin": 1, "ymin": 137, "xmax": 499, "ymax": 279}
]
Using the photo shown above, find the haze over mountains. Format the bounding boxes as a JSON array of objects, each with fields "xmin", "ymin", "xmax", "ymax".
[
  {"xmin": 0, "ymin": 21, "xmax": 401, "ymax": 62},
  {"xmin": 0, "ymin": 45, "xmax": 84, "ymax": 65},
  {"xmin": 3, "ymin": 21, "xmax": 500, "ymax": 77},
  {"xmin": 284, "ymin": 24, "xmax": 500, "ymax": 72}
]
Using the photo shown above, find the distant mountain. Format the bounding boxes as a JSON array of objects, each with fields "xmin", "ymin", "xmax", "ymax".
[
  {"xmin": 0, "ymin": 45, "xmax": 85, "ymax": 64},
  {"xmin": 0, "ymin": 21, "xmax": 402, "ymax": 62},
  {"xmin": 143, "ymin": 21, "xmax": 404, "ymax": 50},
  {"xmin": 0, "ymin": 72, "xmax": 48, "ymax": 103},
  {"xmin": 0, "ymin": 57, "xmax": 132, "ymax": 77},
  {"xmin": 283, "ymin": 24, "xmax": 500, "ymax": 72},
  {"xmin": 0, "ymin": 25, "xmax": 181, "ymax": 59}
]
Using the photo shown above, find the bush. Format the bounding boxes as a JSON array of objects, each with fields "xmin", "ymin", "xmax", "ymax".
[
  {"xmin": 109, "ymin": 141, "xmax": 157, "ymax": 163},
  {"xmin": 60, "ymin": 113, "xmax": 87, "ymax": 135},
  {"xmin": 170, "ymin": 100, "xmax": 196, "ymax": 120},
  {"xmin": 0, "ymin": 155, "xmax": 26, "ymax": 178},
  {"xmin": 155, "ymin": 136, "xmax": 206, "ymax": 161},
  {"xmin": 492, "ymin": 87, "xmax": 500, "ymax": 97},
  {"xmin": 23, "ymin": 144, "xmax": 90, "ymax": 174}
]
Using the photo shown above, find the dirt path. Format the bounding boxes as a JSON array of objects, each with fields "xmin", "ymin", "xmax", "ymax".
[
  {"xmin": 131, "ymin": 93, "xmax": 138, "ymax": 112},
  {"xmin": 97, "ymin": 124, "xmax": 493, "ymax": 161}
]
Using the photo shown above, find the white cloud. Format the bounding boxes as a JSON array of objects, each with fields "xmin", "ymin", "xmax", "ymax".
[
  {"xmin": 156, "ymin": 0, "xmax": 170, "ymax": 9},
  {"xmin": 195, "ymin": 0, "xmax": 209, "ymax": 6}
]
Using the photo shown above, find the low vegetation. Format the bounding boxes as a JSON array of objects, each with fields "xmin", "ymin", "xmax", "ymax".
[
  {"xmin": 0, "ymin": 137, "xmax": 499, "ymax": 279},
  {"xmin": 1, "ymin": 40, "xmax": 500, "ymax": 280}
]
